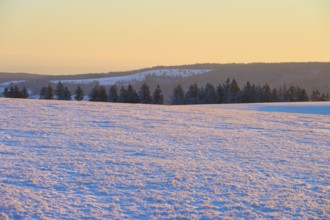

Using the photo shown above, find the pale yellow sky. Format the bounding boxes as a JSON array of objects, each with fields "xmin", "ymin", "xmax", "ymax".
[{"xmin": 0, "ymin": 0, "xmax": 329, "ymax": 74}]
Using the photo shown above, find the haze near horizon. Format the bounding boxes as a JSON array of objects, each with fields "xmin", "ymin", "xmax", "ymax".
[{"xmin": 0, "ymin": 0, "xmax": 329, "ymax": 75}]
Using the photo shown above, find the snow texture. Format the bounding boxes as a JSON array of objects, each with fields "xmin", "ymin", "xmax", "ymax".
[
  {"xmin": 50, "ymin": 69, "xmax": 212, "ymax": 85},
  {"xmin": 0, "ymin": 99, "xmax": 329, "ymax": 219}
]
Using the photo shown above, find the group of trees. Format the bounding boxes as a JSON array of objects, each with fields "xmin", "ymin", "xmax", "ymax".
[
  {"xmin": 3, "ymin": 86, "xmax": 29, "ymax": 99},
  {"xmin": 40, "ymin": 82, "xmax": 73, "ymax": 100},
  {"xmin": 2, "ymin": 79, "xmax": 329, "ymax": 104},
  {"xmin": 171, "ymin": 78, "xmax": 327, "ymax": 105},
  {"xmin": 89, "ymin": 83, "xmax": 164, "ymax": 104},
  {"xmin": 39, "ymin": 82, "xmax": 84, "ymax": 101},
  {"xmin": 310, "ymin": 89, "xmax": 330, "ymax": 101}
]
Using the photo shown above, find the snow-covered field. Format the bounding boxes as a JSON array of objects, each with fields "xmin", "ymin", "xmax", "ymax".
[
  {"xmin": 50, "ymin": 69, "xmax": 212, "ymax": 85},
  {"xmin": 0, "ymin": 99, "xmax": 329, "ymax": 219}
]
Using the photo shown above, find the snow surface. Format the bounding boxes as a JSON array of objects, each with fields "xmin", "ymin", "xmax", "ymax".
[
  {"xmin": 0, "ymin": 99, "xmax": 329, "ymax": 219},
  {"xmin": 50, "ymin": 69, "xmax": 212, "ymax": 85},
  {"xmin": 211, "ymin": 102, "xmax": 330, "ymax": 116}
]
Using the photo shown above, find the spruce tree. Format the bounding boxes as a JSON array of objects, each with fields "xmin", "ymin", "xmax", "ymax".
[
  {"xmin": 63, "ymin": 87, "xmax": 71, "ymax": 100},
  {"xmin": 13, "ymin": 86, "xmax": 21, "ymax": 98},
  {"xmin": 223, "ymin": 78, "xmax": 231, "ymax": 103},
  {"xmin": 271, "ymin": 88, "xmax": 278, "ymax": 102},
  {"xmin": 46, "ymin": 84, "xmax": 54, "ymax": 99},
  {"xmin": 198, "ymin": 87, "xmax": 206, "ymax": 104},
  {"xmin": 204, "ymin": 83, "xmax": 217, "ymax": 104},
  {"xmin": 118, "ymin": 86, "xmax": 128, "ymax": 103},
  {"xmin": 22, "ymin": 87, "xmax": 29, "ymax": 98},
  {"xmin": 171, "ymin": 84, "xmax": 185, "ymax": 105},
  {"xmin": 262, "ymin": 84, "xmax": 272, "ymax": 102},
  {"xmin": 89, "ymin": 85, "xmax": 107, "ymax": 102},
  {"xmin": 55, "ymin": 81, "xmax": 65, "ymax": 100},
  {"xmin": 108, "ymin": 85, "xmax": 118, "ymax": 102},
  {"xmin": 139, "ymin": 82, "xmax": 152, "ymax": 104},
  {"xmin": 185, "ymin": 83, "xmax": 199, "ymax": 104},
  {"xmin": 153, "ymin": 84, "xmax": 164, "ymax": 104},
  {"xmin": 40, "ymin": 84, "xmax": 53, "ymax": 99},
  {"xmin": 230, "ymin": 79, "xmax": 240, "ymax": 103},
  {"xmin": 126, "ymin": 84, "xmax": 139, "ymax": 103},
  {"xmin": 74, "ymin": 86, "xmax": 84, "ymax": 101},
  {"xmin": 241, "ymin": 82, "xmax": 253, "ymax": 103},
  {"xmin": 216, "ymin": 84, "xmax": 224, "ymax": 103}
]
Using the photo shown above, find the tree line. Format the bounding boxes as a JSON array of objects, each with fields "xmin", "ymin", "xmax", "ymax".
[
  {"xmin": 37, "ymin": 81, "xmax": 164, "ymax": 104},
  {"xmin": 2, "ymin": 86, "xmax": 29, "ymax": 99},
  {"xmin": 171, "ymin": 78, "xmax": 329, "ymax": 105},
  {"xmin": 89, "ymin": 83, "xmax": 164, "ymax": 104},
  {"xmin": 2, "ymin": 79, "xmax": 329, "ymax": 104}
]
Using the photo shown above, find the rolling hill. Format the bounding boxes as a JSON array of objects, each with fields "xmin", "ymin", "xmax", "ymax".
[{"xmin": 1, "ymin": 62, "xmax": 329, "ymax": 102}]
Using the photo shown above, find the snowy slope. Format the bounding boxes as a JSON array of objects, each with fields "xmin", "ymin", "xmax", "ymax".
[
  {"xmin": 0, "ymin": 99, "xmax": 329, "ymax": 219},
  {"xmin": 50, "ymin": 69, "xmax": 212, "ymax": 85}
]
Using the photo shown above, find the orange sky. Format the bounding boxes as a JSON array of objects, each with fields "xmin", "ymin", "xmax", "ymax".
[{"xmin": 0, "ymin": 0, "xmax": 329, "ymax": 75}]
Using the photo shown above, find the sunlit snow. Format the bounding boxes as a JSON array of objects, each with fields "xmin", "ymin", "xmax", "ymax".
[
  {"xmin": 0, "ymin": 99, "xmax": 329, "ymax": 219},
  {"xmin": 50, "ymin": 69, "xmax": 212, "ymax": 85}
]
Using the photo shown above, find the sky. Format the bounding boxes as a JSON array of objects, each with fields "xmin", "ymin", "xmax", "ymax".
[{"xmin": 0, "ymin": 0, "xmax": 329, "ymax": 75}]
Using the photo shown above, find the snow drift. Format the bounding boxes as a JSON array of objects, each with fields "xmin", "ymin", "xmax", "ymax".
[{"xmin": 0, "ymin": 99, "xmax": 329, "ymax": 219}]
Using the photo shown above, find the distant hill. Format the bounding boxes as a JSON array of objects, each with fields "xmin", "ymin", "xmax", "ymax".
[{"xmin": 1, "ymin": 62, "xmax": 329, "ymax": 102}]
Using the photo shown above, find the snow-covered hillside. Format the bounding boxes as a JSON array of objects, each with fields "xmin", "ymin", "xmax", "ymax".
[
  {"xmin": 50, "ymin": 69, "xmax": 212, "ymax": 85},
  {"xmin": 0, "ymin": 99, "xmax": 329, "ymax": 219}
]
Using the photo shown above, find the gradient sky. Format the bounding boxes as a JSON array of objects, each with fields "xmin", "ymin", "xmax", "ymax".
[{"xmin": 0, "ymin": 0, "xmax": 329, "ymax": 75}]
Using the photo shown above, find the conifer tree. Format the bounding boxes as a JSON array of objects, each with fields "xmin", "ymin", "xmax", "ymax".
[
  {"xmin": 223, "ymin": 78, "xmax": 231, "ymax": 103},
  {"xmin": 74, "ymin": 86, "xmax": 84, "ymax": 101},
  {"xmin": 126, "ymin": 84, "xmax": 140, "ymax": 103},
  {"xmin": 216, "ymin": 84, "xmax": 224, "ymax": 103},
  {"xmin": 63, "ymin": 87, "xmax": 71, "ymax": 100},
  {"xmin": 118, "ymin": 86, "xmax": 128, "ymax": 103},
  {"xmin": 271, "ymin": 88, "xmax": 278, "ymax": 102},
  {"xmin": 46, "ymin": 84, "xmax": 54, "ymax": 99},
  {"xmin": 185, "ymin": 83, "xmax": 199, "ymax": 104},
  {"xmin": 171, "ymin": 84, "xmax": 185, "ymax": 105},
  {"xmin": 40, "ymin": 84, "xmax": 54, "ymax": 99},
  {"xmin": 89, "ymin": 85, "xmax": 107, "ymax": 102},
  {"xmin": 203, "ymin": 83, "xmax": 217, "ymax": 104},
  {"xmin": 241, "ymin": 81, "xmax": 253, "ymax": 103},
  {"xmin": 22, "ymin": 87, "xmax": 29, "ymax": 98},
  {"xmin": 198, "ymin": 87, "xmax": 206, "ymax": 104},
  {"xmin": 139, "ymin": 82, "xmax": 152, "ymax": 104},
  {"xmin": 108, "ymin": 85, "xmax": 118, "ymax": 102},
  {"xmin": 230, "ymin": 79, "xmax": 240, "ymax": 103},
  {"xmin": 262, "ymin": 84, "xmax": 272, "ymax": 102},
  {"xmin": 13, "ymin": 86, "xmax": 21, "ymax": 98},
  {"xmin": 153, "ymin": 84, "xmax": 164, "ymax": 104},
  {"xmin": 55, "ymin": 81, "xmax": 65, "ymax": 100}
]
